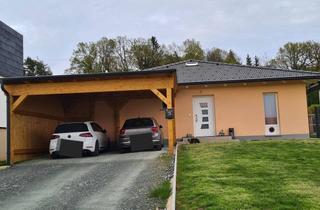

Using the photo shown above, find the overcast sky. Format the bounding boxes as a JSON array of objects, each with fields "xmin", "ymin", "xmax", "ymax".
[{"xmin": 1, "ymin": 0, "xmax": 319, "ymax": 75}]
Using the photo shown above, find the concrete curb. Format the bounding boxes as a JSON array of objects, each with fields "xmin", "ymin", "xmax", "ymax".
[{"xmin": 165, "ymin": 143, "xmax": 179, "ymax": 210}]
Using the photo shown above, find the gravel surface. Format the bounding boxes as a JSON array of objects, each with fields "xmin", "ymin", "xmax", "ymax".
[{"xmin": 0, "ymin": 150, "xmax": 170, "ymax": 210}]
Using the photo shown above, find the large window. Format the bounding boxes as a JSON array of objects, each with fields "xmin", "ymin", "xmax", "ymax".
[{"xmin": 263, "ymin": 93, "xmax": 278, "ymax": 125}]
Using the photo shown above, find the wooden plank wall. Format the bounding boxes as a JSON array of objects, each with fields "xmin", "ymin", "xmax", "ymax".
[
  {"xmin": 11, "ymin": 114, "xmax": 59, "ymax": 162},
  {"xmin": 0, "ymin": 128, "xmax": 6, "ymax": 161},
  {"xmin": 11, "ymin": 95, "xmax": 64, "ymax": 163}
]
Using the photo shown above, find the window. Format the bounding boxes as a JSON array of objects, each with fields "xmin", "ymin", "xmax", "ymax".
[
  {"xmin": 200, "ymin": 102, "xmax": 208, "ymax": 108},
  {"xmin": 91, "ymin": 123, "xmax": 103, "ymax": 132},
  {"xmin": 54, "ymin": 123, "xmax": 88, "ymax": 133},
  {"xmin": 202, "ymin": 117, "xmax": 209, "ymax": 122},
  {"xmin": 123, "ymin": 118, "xmax": 154, "ymax": 129},
  {"xmin": 202, "ymin": 110, "xmax": 208, "ymax": 115},
  {"xmin": 263, "ymin": 93, "xmax": 278, "ymax": 125},
  {"xmin": 201, "ymin": 124, "xmax": 209, "ymax": 129}
]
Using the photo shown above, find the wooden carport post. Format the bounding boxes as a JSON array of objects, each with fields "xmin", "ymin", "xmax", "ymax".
[
  {"xmin": 166, "ymin": 88, "xmax": 175, "ymax": 154},
  {"xmin": 151, "ymin": 88, "xmax": 176, "ymax": 154},
  {"xmin": 10, "ymin": 95, "xmax": 29, "ymax": 163}
]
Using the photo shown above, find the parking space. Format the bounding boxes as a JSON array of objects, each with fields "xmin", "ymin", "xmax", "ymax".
[{"xmin": 0, "ymin": 150, "xmax": 165, "ymax": 210}]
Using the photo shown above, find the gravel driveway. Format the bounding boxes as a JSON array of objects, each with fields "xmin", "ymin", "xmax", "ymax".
[{"xmin": 0, "ymin": 150, "xmax": 168, "ymax": 210}]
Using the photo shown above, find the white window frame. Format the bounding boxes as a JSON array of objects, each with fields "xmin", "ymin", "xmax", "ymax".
[{"xmin": 263, "ymin": 92, "xmax": 280, "ymax": 136}]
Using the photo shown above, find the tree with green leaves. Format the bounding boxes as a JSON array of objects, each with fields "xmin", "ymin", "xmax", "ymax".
[
  {"xmin": 67, "ymin": 42, "xmax": 100, "ymax": 74},
  {"xmin": 67, "ymin": 37, "xmax": 133, "ymax": 74},
  {"xmin": 131, "ymin": 36, "xmax": 164, "ymax": 69},
  {"xmin": 269, "ymin": 41, "xmax": 320, "ymax": 71},
  {"xmin": 206, "ymin": 48, "xmax": 227, "ymax": 62},
  {"xmin": 246, "ymin": 54, "xmax": 252, "ymax": 66},
  {"xmin": 67, "ymin": 35, "xmax": 249, "ymax": 73},
  {"xmin": 183, "ymin": 39, "xmax": 205, "ymax": 60},
  {"xmin": 96, "ymin": 37, "xmax": 118, "ymax": 72},
  {"xmin": 24, "ymin": 57, "xmax": 52, "ymax": 76},
  {"xmin": 114, "ymin": 36, "xmax": 133, "ymax": 71},
  {"xmin": 225, "ymin": 50, "xmax": 241, "ymax": 64},
  {"xmin": 254, "ymin": 56, "xmax": 260, "ymax": 67},
  {"xmin": 162, "ymin": 43, "xmax": 182, "ymax": 65}
]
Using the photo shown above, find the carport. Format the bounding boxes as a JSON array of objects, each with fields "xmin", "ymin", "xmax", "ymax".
[{"xmin": 1, "ymin": 70, "xmax": 176, "ymax": 164}]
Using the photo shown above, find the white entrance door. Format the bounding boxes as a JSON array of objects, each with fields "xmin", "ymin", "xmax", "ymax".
[{"xmin": 192, "ymin": 96, "xmax": 215, "ymax": 137}]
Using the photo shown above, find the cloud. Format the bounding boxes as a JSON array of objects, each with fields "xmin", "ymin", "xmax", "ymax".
[{"xmin": 0, "ymin": 0, "xmax": 319, "ymax": 74}]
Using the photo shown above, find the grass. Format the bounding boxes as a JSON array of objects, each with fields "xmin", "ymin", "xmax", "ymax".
[
  {"xmin": 177, "ymin": 140, "xmax": 320, "ymax": 210},
  {"xmin": 150, "ymin": 180, "xmax": 172, "ymax": 208},
  {"xmin": 149, "ymin": 153, "xmax": 173, "ymax": 208}
]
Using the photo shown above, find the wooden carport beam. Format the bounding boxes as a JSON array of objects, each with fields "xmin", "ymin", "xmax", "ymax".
[
  {"xmin": 5, "ymin": 76, "xmax": 175, "ymax": 96},
  {"xmin": 12, "ymin": 95, "xmax": 27, "ymax": 112},
  {"xmin": 151, "ymin": 88, "xmax": 176, "ymax": 154}
]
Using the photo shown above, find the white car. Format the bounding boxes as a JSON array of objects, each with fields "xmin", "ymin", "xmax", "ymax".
[{"xmin": 49, "ymin": 121, "xmax": 110, "ymax": 158}]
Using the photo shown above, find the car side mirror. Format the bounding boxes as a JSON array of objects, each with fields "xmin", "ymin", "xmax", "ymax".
[
  {"xmin": 102, "ymin": 129, "xmax": 106, "ymax": 133},
  {"xmin": 159, "ymin": 125, "xmax": 163, "ymax": 129}
]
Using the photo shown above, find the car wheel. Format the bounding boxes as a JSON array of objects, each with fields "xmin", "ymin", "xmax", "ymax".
[
  {"xmin": 51, "ymin": 153, "xmax": 59, "ymax": 159},
  {"xmin": 156, "ymin": 144, "xmax": 162, "ymax": 151},
  {"xmin": 93, "ymin": 141, "xmax": 100, "ymax": 156}
]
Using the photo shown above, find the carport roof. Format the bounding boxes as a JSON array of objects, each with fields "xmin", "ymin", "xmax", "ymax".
[
  {"xmin": 0, "ymin": 69, "xmax": 176, "ymax": 85},
  {"xmin": 146, "ymin": 60, "xmax": 320, "ymax": 85}
]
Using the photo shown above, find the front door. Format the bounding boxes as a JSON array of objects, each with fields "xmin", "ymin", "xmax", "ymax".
[{"xmin": 193, "ymin": 96, "xmax": 215, "ymax": 137}]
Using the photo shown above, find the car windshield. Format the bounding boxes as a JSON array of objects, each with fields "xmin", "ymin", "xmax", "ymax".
[
  {"xmin": 55, "ymin": 123, "xmax": 88, "ymax": 133},
  {"xmin": 123, "ymin": 118, "xmax": 154, "ymax": 129}
]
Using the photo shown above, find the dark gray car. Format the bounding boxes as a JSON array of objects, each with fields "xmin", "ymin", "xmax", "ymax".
[{"xmin": 119, "ymin": 117, "xmax": 163, "ymax": 151}]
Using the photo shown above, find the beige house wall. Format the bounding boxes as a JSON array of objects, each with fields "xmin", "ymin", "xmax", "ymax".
[
  {"xmin": 174, "ymin": 82, "xmax": 309, "ymax": 139},
  {"xmin": 120, "ymin": 98, "xmax": 167, "ymax": 137},
  {"xmin": 96, "ymin": 82, "xmax": 309, "ymax": 141},
  {"xmin": 93, "ymin": 98, "xmax": 167, "ymax": 141}
]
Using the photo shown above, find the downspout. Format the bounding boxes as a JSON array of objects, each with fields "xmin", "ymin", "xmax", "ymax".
[{"xmin": 1, "ymin": 82, "xmax": 10, "ymax": 165}]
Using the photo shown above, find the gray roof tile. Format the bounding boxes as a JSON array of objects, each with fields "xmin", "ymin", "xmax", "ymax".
[{"xmin": 146, "ymin": 60, "xmax": 320, "ymax": 84}]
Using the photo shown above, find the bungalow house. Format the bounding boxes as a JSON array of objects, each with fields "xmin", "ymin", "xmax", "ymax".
[{"xmin": 1, "ymin": 60, "xmax": 320, "ymax": 164}]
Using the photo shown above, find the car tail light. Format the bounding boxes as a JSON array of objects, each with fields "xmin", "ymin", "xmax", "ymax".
[
  {"xmin": 79, "ymin": 132, "xmax": 93, "ymax": 137},
  {"xmin": 151, "ymin": 126, "xmax": 159, "ymax": 134},
  {"xmin": 120, "ymin": 129, "xmax": 126, "ymax": 135},
  {"xmin": 52, "ymin": 134, "xmax": 60, "ymax": 139}
]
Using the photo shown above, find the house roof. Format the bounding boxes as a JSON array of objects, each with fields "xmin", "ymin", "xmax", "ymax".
[
  {"xmin": 146, "ymin": 60, "xmax": 320, "ymax": 85},
  {"xmin": 2, "ymin": 60, "xmax": 320, "ymax": 86},
  {"xmin": 0, "ymin": 69, "xmax": 175, "ymax": 85}
]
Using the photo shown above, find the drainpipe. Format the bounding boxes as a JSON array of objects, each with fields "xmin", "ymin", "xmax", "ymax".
[{"xmin": 1, "ymin": 82, "xmax": 10, "ymax": 165}]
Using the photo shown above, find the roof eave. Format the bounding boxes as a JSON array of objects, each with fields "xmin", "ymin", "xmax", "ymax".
[
  {"xmin": 1, "ymin": 69, "xmax": 176, "ymax": 85},
  {"xmin": 178, "ymin": 76, "xmax": 320, "ymax": 86}
]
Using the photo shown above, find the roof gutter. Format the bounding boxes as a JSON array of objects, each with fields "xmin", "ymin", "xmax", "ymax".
[{"xmin": 0, "ymin": 82, "xmax": 10, "ymax": 165}]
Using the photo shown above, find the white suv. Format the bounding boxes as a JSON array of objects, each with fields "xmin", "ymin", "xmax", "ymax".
[{"xmin": 49, "ymin": 121, "xmax": 110, "ymax": 158}]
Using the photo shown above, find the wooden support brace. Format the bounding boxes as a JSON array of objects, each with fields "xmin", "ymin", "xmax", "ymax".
[
  {"xmin": 151, "ymin": 89, "xmax": 168, "ymax": 105},
  {"xmin": 12, "ymin": 95, "xmax": 27, "ymax": 112}
]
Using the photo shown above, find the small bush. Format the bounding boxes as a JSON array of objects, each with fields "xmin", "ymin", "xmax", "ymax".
[
  {"xmin": 0, "ymin": 160, "xmax": 7, "ymax": 166},
  {"xmin": 308, "ymin": 104, "xmax": 320, "ymax": 114}
]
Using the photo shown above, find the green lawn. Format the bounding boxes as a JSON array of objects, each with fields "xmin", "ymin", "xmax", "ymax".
[{"xmin": 177, "ymin": 140, "xmax": 320, "ymax": 210}]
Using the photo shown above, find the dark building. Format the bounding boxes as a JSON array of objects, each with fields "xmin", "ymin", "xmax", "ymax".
[{"xmin": 0, "ymin": 20, "xmax": 23, "ymax": 77}]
